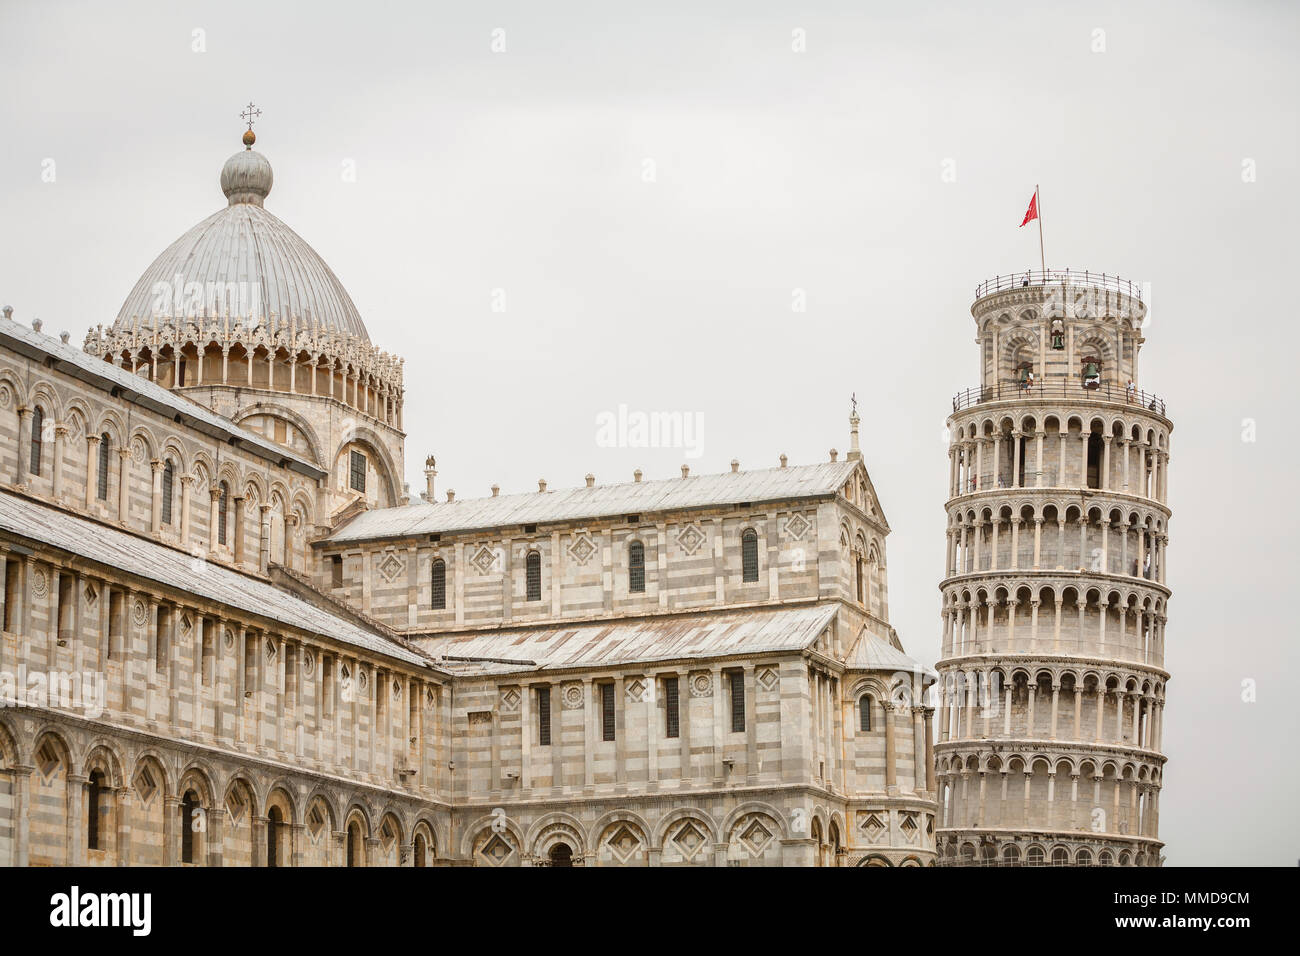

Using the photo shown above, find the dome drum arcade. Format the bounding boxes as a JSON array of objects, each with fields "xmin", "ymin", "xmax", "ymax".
[{"xmin": 83, "ymin": 112, "xmax": 405, "ymax": 511}]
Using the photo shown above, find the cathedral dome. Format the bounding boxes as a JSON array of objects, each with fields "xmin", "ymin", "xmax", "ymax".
[{"xmin": 113, "ymin": 140, "xmax": 369, "ymax": 341}]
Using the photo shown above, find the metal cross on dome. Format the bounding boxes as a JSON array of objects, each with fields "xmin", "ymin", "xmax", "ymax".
[
  {"xmin": 851, "ymin": 392, "xmax": 858, "ymax": 414},
  {"xmin": 240, "ymin": 102, "xmax": 262, "ymax": 131}
]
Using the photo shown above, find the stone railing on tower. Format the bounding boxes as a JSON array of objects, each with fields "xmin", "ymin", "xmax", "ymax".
[{"xmin": 952, "ymin": 381, "xmax": 1167, "ymax": 418}]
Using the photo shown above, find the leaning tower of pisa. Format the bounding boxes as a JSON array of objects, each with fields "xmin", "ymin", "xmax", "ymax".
[{"xmin": 933, "ymin": 270, "xmax": 1171, "ymax": 867}]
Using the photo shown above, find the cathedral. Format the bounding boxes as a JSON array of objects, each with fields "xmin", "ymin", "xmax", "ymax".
[{"xmin": 0, "ymin": 123, "xmax": 939, "ymax": 866}]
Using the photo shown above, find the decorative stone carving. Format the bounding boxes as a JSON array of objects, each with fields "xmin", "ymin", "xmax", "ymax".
[
  {"xmin": 376, "ymin": 548, "xmax": 405, "ymax": 583},
  {"xmin": 783, "ymin": 512, "xmax": 811, "ymax": 541},
  {"xmin": 470, "ymin": 545, "xmax": 499, "ymax": 575},
  {"xmin": 568, "ymin": 533, "xmax": 597, "ymax": 566},
  {"xmin": 676, "ymin": 523, "xmax": 706, "ymax": 556}
]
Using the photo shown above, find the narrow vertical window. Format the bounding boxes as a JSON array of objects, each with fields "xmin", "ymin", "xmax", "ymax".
[
  {"xmin": 155, "ymin": 605, "xmax": 169, "ymax": 673},
  {"xmin": 97, "ymin": 434, "xmax": 110, "ymax": 500},
  {"xmin": 57, "ymin": 573, "xmax": 73, "ymax": 643},
  {"xmin": 29, "ymin": 406, "xmax": 44, "ymax": 476},
  {"xmin": 664, "ymin": 676, "xmax": 680, "ymax": 739},
  {"xmin": 729, "ymin": 670, "xmax": 745, "ymax": 732},
  {"xmin": 347, "ymin": 823, "xmax": 360, "ymax": 867},
  {"xmin": 431, "ymin": 558, "xmax": 446, "ymax": 609},
  {"xmin": 3, "ymin": 560, "xmax": 18, "ymax": 632},
  {"xmin": 601, "ymin": 682, "xmax": 615, "ymax": 741},
  {"xmin": 537, "ymin": 685, "xmax": 552, "ymax": 746},
  {"xmin": 859, "ymin": 695, "xmax": 872, "ymax": 732},
  {"xmin": 331, "ymin": 554, "xmax": 344, "ymax": 588},
  {"xmin": 181, "ymin": 790, "xmax": 198, "ymax": 864},
  {"xmin": 217, "ymin": 482, "xmax": 229, "ymax": 545},
  {"xmin": 856, "ymin": 556, "xmax": 865, "ymax": 602},
  {"xmin": 267, "ymin": 806, "xmax": 282, "ymax": 867},
  {"xmin": 628, "ymin": 540, "xmax": 645, "ymax": 593},
  {"xmin": 161, "ymin": 459, "xmax": 175, "ymax": 525},
  {"xmin": 201, "ymin": 619, "xmax": 213, "ymax": 686},
  {"xmin": 525, "ymin": 550, "xmax": 541, "ymax": 602},
  {"xmin": 107, "ymin": 589, "xmax": 123, "ymax": 658},
  {"xmin": 87, "ymin": 771, "xmax": 104, "ymax": 850},
  {"xmin": 349, "ymin": 449, "xmax": 367, "ymax": 493},
  {"xmin": 742, "ymin": 528, "xmax": 759, "ymax": 582}
]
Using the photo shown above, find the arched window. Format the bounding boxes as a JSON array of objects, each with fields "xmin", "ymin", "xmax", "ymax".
[
  {"xmin": 217, "ymin": 482, "xmax": 229, "ymax": 545},
  {"xmin": 414, "ymin": 832, "xmax": 428, "ymax": 867},
  {"xmin": 267, "ymin": 806, "xmax": 282, "ymax": 867},
  {"xmin": 29, "ymin": 406, "xmax": 44, "ymax": 476},
  {"xmin": 741, "ymin": 529, "xmax": 759, "ymax": 583},
  {"xmin": 1051, "ymin": 846, "xmax": 1070, "ymax": 865},
  {"xmin": 858, "ymin": 695, "xmax": 872, "ymax": 732},
  {"xmin": 97, "ymin": 434, "xmax": 111, "ymax": 500},
  {"xmin": 87, "ymin": 770, "xmax": 104, "ymax": 850},
  {"xmin": 628, "ymin": 541, "xmax": 645, "ymax": 593},
  {"xmin": 431, "ymin": 559, "xmax": 446, "ymax": 609},
  {"xmin": 525, "ymin": 550, "xmax": 541, "ymax": 602},
  {"xmin": 161, "ymin": 459, "xmax": 175, "ymax": 525},
  {"xmin": 1002, "ymin": 845, "xmax": 1020, "ymax": 864},
  {"xmin": 548, "ymin": 843, "xmax": 573, "ymax": 867},
  {"xmin": 1026, "ymin": 845, "xmax": 1045, "ymax": 866},
  {"xmin": 181, "ymin": 790, "xmax": 199, "ymax": 864}
]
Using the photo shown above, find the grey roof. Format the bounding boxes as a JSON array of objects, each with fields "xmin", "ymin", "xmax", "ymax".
[
  {"xmin": 329, "ymin": 460, "xmax": 861, "ymax": 543},
  {"xmin": 0, "ymin": 318, "xmax": 323, "ymax": 478},
  {"xmin": 0, "ymin": 491, "xmax": 431, "ymax": 668},
  {"xmin": 421, "ymin": 603, "xmax": 840, "ymax": 676},
  {"xmin": 844, "ymin": 628, "xmax": 936, "ymax": 677},
  {"xmin": 113, "ymin": 149, "xmax": 369, "ymax": 340}
]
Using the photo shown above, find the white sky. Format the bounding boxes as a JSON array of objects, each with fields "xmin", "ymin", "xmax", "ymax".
[{"xmin": 2, "ymin": 0, "xmax": 1297, "ymax": 865}]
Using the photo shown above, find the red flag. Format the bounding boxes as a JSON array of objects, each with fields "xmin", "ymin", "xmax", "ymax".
[{"xmin": 1020, "ymin": 191, "xmax": 1038, "ymax": 227}]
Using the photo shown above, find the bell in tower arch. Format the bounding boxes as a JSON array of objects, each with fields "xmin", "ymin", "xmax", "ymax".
[
  {"xmin": 1082, "ymin": 359, "xmax": 1101, "ymax": 389},
  {"xmin": 1050, "ymin": 318, "xmax": 1065, "ymax": 350}
]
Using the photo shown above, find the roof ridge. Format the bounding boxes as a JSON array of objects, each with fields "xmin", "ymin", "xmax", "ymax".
[
  {"xmin": 408, "ymin": 458, "xmax": 856, "ymax": 509},
  {"xmin": 0, "ymin": 319, "xmax": 323, "ymax": 477}
]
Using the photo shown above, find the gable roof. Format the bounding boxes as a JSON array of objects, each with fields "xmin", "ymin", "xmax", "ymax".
[
  {"xmin": 0, "ymin": 490, "xmax": 431, "ymax": 669},
  {"xmin": 421, "ymin": 603, "xmax": 840, "ymax": 677},
  {"xmin": 0, "ymin": 318, "xmax": 323, "ymax": 478},
  {"xmin": 328, "ymin": 460, "xmax": 862, "ymax": 543}
]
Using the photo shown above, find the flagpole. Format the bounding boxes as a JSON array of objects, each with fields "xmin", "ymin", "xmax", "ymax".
[{"xmin": 1036, "ymin": 184, "xmax": 1046, "ymax": 275}]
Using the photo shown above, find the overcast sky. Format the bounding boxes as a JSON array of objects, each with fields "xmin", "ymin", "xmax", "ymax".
[{"xmin": 2, "ymin": 0, "xmax": 1297, "ymax": 865}]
